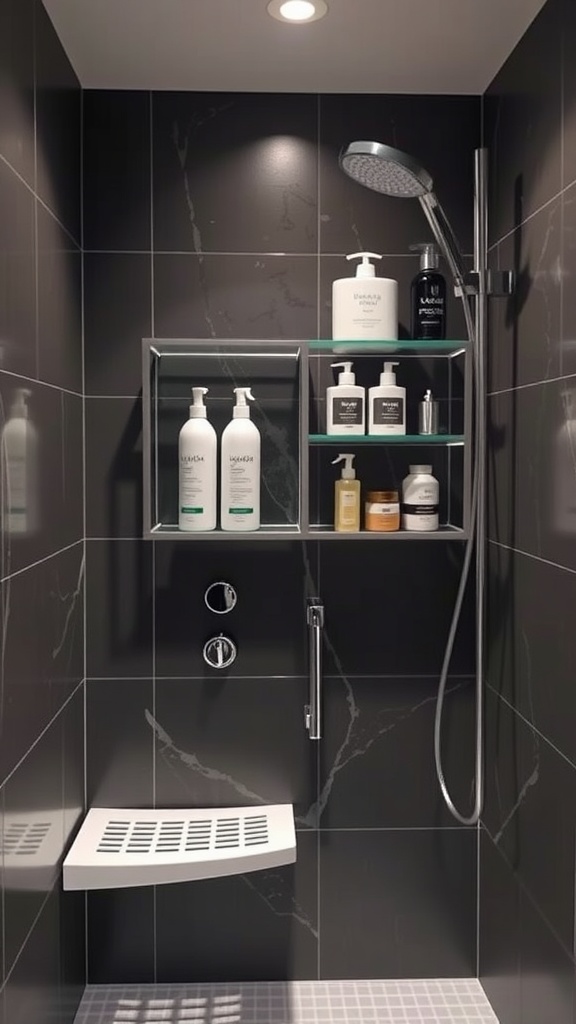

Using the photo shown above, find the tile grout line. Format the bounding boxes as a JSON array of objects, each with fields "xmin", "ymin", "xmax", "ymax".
[
  {"xmin": 81, "ymin": 81, "xmax": 90, "ymax": 990},
  {"xmin": 488, "ymin": 536, "xmax": 576, "ymax": 577},
  {"xmin": 0, "ymin": 152, "xmax": 82, "ymax": 250},
  {"xmin": 487, "ymin": 682, "xmax": 576, "ymax": 775},
  {"xmin": 488, "ymin": 370, "xmax": 576, "ymax": 397},
  {"xmin": 0, "ymin": 537, "xmax": 84, "ymax": 585},
  {"xmin": 0, "ymin": 365, "xmax": 83, "ymax": 400}
]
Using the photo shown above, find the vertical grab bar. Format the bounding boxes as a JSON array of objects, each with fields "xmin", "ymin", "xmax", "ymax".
[{"xmin": 305, "ymin": 598, "xmax": 324, "ymax": 741}]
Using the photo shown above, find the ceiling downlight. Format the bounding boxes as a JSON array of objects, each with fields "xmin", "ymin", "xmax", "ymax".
[{"xmin": 267, "ymin": 0, "xmax": 328, "ymax": 23}]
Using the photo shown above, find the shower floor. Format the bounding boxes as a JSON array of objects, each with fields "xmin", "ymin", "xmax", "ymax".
[{"xmin": 74, "ymin": 979, "xmax": 499, "ymax": 1024}]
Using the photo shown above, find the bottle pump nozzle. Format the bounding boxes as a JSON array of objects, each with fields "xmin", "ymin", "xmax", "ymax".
[
  {"xmin": 380, "ymin": 361, "xmax": 399, "ymax": 384},
  {"xmin": 11, "ymin": 388, "xmax": 32, "ymax": 418},
  {"xmin": 332, "ymin": 453, "xmax": 356, "ymax": 479},
  {"xmin": 233, "ymin": 386, "xmax": 255, "ymax": 419},
  {"xmin": 331, "ymin": 361, "xmax": 356, "ymax": 384},
  {"xmin": 345, "ymin": 252, "xmax": 382, "ymax": 279},
  {"xmin": 190, "ymin": 386, "xmax": 208, "ymax": 418},
  {"xmin": 409, "ymin": 242, "xmax": 440, "ymax": 271}
]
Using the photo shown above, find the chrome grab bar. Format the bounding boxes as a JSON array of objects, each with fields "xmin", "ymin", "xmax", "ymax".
[{"xmin": 305, "ymin": 597, "xmax": 324, "ymax": 741}]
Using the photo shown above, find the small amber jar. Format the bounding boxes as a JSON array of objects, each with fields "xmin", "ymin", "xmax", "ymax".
[{"xmin": 365, "ymin": 490, "xmax": 400, "ymax": 532}]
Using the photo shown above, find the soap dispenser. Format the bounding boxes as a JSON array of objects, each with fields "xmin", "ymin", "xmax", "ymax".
[
  {"xmin": 410, "ymin": 243, "xmax": 447, "ymax": 340},
  {"xmin": 326, "ymin": 361, "xmax": 365, "ymax": 435},
  {"xmin": 332, "ymin": 453, "xmax": 361, "ymax": 533},
  {"xmin": 178, "ymin": 386, "xmax": 217, "ymax": 532},
  {"xmin": 332, "ymin": 252, "xmax": 398, "ymax": 341},
  {"xmin": 368, "ymin": 361, "xmax": 406, "ymax": 435},
  {"xmin": 221, "ymin": 387, "xmax": 261, "ymax": 532}
]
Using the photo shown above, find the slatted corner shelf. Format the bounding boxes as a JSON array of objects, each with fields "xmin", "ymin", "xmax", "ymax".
[{"xmin": 63, "ymin": 805, "xmax": 296, "ymax": 891}]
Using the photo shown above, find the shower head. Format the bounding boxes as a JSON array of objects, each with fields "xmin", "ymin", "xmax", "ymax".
[{"xmin": 339, "ymin": 141, "xmax": 434, "ymax": 198}]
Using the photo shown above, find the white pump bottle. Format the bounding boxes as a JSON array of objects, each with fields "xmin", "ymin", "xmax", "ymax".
[
  {"xmin": 221, "ymin": 387, "xmax": 261, "ymax": 532},
  {"xmin": 326, "ymin": 361, "xmax": 365, "ymax": 435},
  {"xmin": 368, "ymin": 361, "xmax": 406, "ymax": 435},
  {"xmin": 2, "ymin": 387, "xmax": 39, "ymax": 535},
  {"xmin": 178, "ymin": 387, "xmax": 217, "ymax": 532},
  {"xmin": 332, "ymin": 251, "xmax": 398, "ymax": 341}
]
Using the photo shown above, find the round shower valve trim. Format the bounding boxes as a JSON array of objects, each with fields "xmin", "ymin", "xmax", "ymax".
[{"xmin": 203, "ymin": 634, "xmax": 237, "ymax": 670}]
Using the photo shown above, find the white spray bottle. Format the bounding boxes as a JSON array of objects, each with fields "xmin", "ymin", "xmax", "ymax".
[
  {"xmin": 221, "ymin": 387, "xmax": 261, "ymax": 532},
  {"xmin": 178, "ymin": 387, "xmax": 217, "ymax": 532}
]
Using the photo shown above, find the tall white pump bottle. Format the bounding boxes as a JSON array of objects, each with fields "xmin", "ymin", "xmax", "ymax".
[
  {"xmin": 178, "ymin": 387, "xmax": 217, "ymax": 532},
  {"xmin": 221, "ymin": 387, "xmax": 261, "ymax": 532}
]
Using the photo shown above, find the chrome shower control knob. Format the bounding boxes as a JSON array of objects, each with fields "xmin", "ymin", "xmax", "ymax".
[{"xmin": 203, "ymin": 634, "xmax": 237, "ymax": 670}]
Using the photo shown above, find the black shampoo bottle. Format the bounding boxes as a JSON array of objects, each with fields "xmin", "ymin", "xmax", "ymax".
[{"xmin": 410, "ymin": 243, "xmax": 446, "ymax": 340}]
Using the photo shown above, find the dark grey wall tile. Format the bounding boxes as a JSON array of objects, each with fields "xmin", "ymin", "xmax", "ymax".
[
  {"xmin": 319, "ymin": 542, "xmax": 474, "ymax": 676},
  {"xmin": 35, "ymin": 1, "xmax": 80, "ymax": 242},
  {"xmin": 488, "ymin": 542, "xmax": 576, "ymax": 766},
  {"xmin": 0, "ymin": 378, "xmax": 83, "ymax": 577},
  {"xmin": 562, "ymin": 0, "xmax": 576, "ymax": 189},
  {"xmin": 479, "ymin": 830, "xmax": 522, "ymax": 1024},
  {"xmin": 60, "ymin": 689, "xmax": 86, "ymax": 1016},
  {"xmin": 153, "ymin": 93, "xmax": 317, "ymax": 254},
  {"xmin": 87, "ymin": 887, "xmax": 155, "ymax": 984},
  {"xmin": 85, "ymin": 398, "xmax": 143, "ymax": 538},
  {"xmin": 488, "ymin": 378, "xmax": 576, "ymax": 570},
  {"xmin": 561, "ymin": 182, "xmax": 576, "ymax": 377},
  {"xmin": 154, "ymin": 678, "xmax": 315, "ymax": 823},
  {"xmin": 86, "ymin": 540, "xmax": 153, "ymax": 678},
  {"xmin": 154, "ymin": 253, "xmax": 317, "ymax": 341},
  {"xmin": 0, "ymin": 544, "xmax": 84, "ymax": 783},
  {"xmin": 84, "ymin": 91, "xmax": 151, "ymax": 251},
  {"xmin": 488, "ymin": 199, "xmax": 562, "ymax": 394},
  {"xmin": 156, "ymin": 831, "xmax": 318, "ymax": 981},
  {"xmin": 4, "ymin": 889, "xmax": 62, "ymax": 1024},
  {"xmin": 485, "ymin": 0, "xmax": 563, "ymax": 243},
  {"xmin": 0, "ymin": 0, "xmax": 34, "ymax": 184},
  {"xmin": 483, "ymin": 688, "xmax": 576, "ymax": 955},
  {"xmin": 155, "ymin": 541, "xmax": 314, "ymax": 678},
  {"xmin": 319, "ymin": 675, "xmax": 474, "ymax": 829},
  {"xmin": 319, "ymin": 95, "xmax": 480, "ymax": 255},
  {"xmin": 519, "ymin": 885, "xmax": 575, "ymax": 1024},
  {"xmin": 84, "ymin": 252, "xmax": 151, "ymax": 396},
  {"xmin": 86, "ymin": 679, "xmax": 153, "ymax": 808},
  {"xmin": 37, "ymin": 202, "xmax": 82, "ymax": 392},
  {"xmin": 0, "ymin": 161, "xmax": 36, "ymax": 379},
  {"xmin": 319, "ymin": 829, "xmax": 476, "ymax": 978}
]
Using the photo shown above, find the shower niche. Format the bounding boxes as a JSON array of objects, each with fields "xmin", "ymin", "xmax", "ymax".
[{"xmin": 143, "ymin": 338, "xmax": 471, "ymax": 540}]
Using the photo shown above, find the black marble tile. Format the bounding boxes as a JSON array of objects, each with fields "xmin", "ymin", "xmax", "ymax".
[
  {"xmin": 4, "ymin": 889, "xmax": 62, "ymax": 1024},
  {"xmin": 319, "ymin": 95, "xmax": 479, "ymax": 256},
  {"xmin": 60, "ymin": 690, "xmax": 86, "ymax": 1017},
  {"xmin": 484, "ymin": 0, "xmax": 563, "ymax": 244},
  {"xmin": 154, "ymin": 678, "xmax": 315, "ymax": 824},
  {"xmin": 519, "ymin": 885, "xmax": 575, "ymax": 1024},
  {"xmin": 560, "ymin": 182, "xmax": 576, "ymax": 377},
  {"xmin": 487, "ymin": 541, "xmax": 576, "ymax": 766},
  {"xmin": 488, "ymin": 378, "xmax": 576, "ymax": 570},
  {"xmin": 36, "ymin": 201, "xmax": 82, "ymax": 392},
  {"xmin": 156, "ymin": 831, "xmax": 318, "ymax": 981},
  {"xmin": 0, "ymin": 377, "xmax": 83, "ymax": 576},
  {"xmin": 153, "ymin": 253, "xmax": 317, "ymax": 342},
  {"xmin": 488, "ymin": 199, "xmax": 562, "ymax": 394},
  {"xmin": 86, "ymin": 679, "xmax": 153, "ymax": 808},
  {"xmin": 0, "ymin": 544, "xmax": 84, "ymax": 784},
  {"xmin": 84, "ymin": 252, "xmax": 151, "ymax": 397},
  {"xmin": 85, "ymin": 398, "xmax": 143, "ymax": 539},
  {"xmin": 84, "ymin": 91, "xmax": 151, "ymax": 251},
  {"xmin": 483, "ymin": 688, "xmax": 576, "ymax": 955},
  {"xmin": 154, "ymin": 541, "xmax": 316, "ymax": 678},
  {"xmin": 153, "ymin": 93, "xmax": 317, "ymax": 254},
  {"xmin": 479, "ymin": 829, "xmax": 522, "ymax": 1024},
  {"xmin": 563, "ymin": 0, "xmax": 576, "ymax": 189},
  {"xmin": 319, "ymin": 675, "xmax": 474, "ymax": 829},
  {"xmin": 0, "ymin": 0, "xmax": 34, "ymax": 184},
  {"xmin": 87, "ymin": 887, "xmax": 155, "ymax": 984},
  {"xmin": 319, "ymin": 829, "xmax": 476, "ymax": 978},
  {"xmin": 34, "ymin": 1, "xmax": 80, "ymax": 242},
  {"xmin": 0, "ymin": 161, "xmax": 36, "ymax": 379},
  {"xmin": 86, "ymin": 540, "xmax": 153, "ymax": 678},
  {"xmin": 319, "ymin": 541, "xmax": 475, "ymax": 676}
]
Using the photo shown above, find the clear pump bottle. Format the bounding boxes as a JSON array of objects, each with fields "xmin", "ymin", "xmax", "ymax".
[{"xmin": 332, "ymin": 453, "xmax": 361, "ymax": 532}]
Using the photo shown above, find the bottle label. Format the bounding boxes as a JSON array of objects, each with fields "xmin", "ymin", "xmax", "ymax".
[
  {"xmin": 366, "ymin": 502, "xmax": 399, "ymax": 516},
  {"xmin": 332, "ymin": 397, "xmax": 363, "ymax": 426},
  {"xmin": 340, "ymin": 491, "xmax": 358, "ymax": 526},
  {"xmin": 372, "ymin": 397, "xmax": 404, "ymax": 426},
  {"xmin": 181, "ymin": 506, "xmax": 203, "ymax": 514},
  {"xmin": 401, "ymin": 503, "xmax": 439, "ymax": 516}
]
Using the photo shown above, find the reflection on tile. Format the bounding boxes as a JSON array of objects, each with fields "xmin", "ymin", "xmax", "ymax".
[
  {"xmin": 519, "ymin": 884, "xmax": 575, "ymax": 1024},
  {"xmin": 0, "ymin": 543, "xmax": 84, "ymax": 783},
  {"xmin": 0, "ymin": 0, "xmax": 34, "ymax": 184},
  {"xmin": 37, "ymin": 202, "xmax": 82, "ymax": 392},
  {"xmin": 0, "ymin": 162, "xmax": 36, "ymax": 379},
  {"xmin": 319, "ymin": 830, "xmax": 476, "ymax": 978},
  {"xmin": 560, "ymin": 181, "xmax": 576, "ymax": 377},
  {"xmin": 86, "ymin": 679, "xmax": 153, "ymax": 808},
  {"xmin": 563, "ymin": 0, "xmax": 576, "ymax": 188},
  {"xmin": 4, "ymin": 889, "xmax": 62, "ymax": 1024},
  {"xmin": 83, "ymin": 91, "xmax": 151, "ymax": 251},
  {"xmin": 85, "ymin": 398, "xmax": 143, "ymax": 539},
  {"xmin": 84, "ymin": 252, "xmax": 152, "ymax": 397},
  {"xmin": 85, "ymin": 540, "xmax": 153, "ymax": 678},
  {"xmin": 479, "ymin": 830, "xmax": 522, "ymax": 1024},
  {"xmin": 153, "ymin": 253, "xmax": 317, "ymax": 341},
  {"xmin": 153, "ymin": 678, "xmax": 314, "ymax": 822},
  {"xmin": 156, "ymin": 831, "xmax": 318, "ymax": 981},
  {"xmin": 87, "ymin": 887, "xmax": 155, "ymax": 984},
  {"xmin": 153, "ymin": 92, "xmax": 317, "ymax": 254}
]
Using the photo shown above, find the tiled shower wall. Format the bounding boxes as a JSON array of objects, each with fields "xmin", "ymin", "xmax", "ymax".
[
  {"xmin": 83, "ymin": 91, "xmax": 480, "ymax": 982},
  {"xmin": 0, "ymin": 1, "xmax": 85, "ymax": 1022},
  {"xmin": 480, "ymin": 0, "xmax": 576, "ymax": 1022}
]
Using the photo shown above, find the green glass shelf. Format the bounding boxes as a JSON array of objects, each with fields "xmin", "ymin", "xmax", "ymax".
[
  {"xmin": 309, "ymin": 339, "xmax": 468, "ymax": 354},
  {"xmin": 309, "ymin": 434, "xmax": 465, "ymax": 445}
]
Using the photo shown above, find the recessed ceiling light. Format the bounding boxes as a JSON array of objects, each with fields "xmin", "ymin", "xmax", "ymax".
[{"xmin": 267, "ymin": 0, "xmax": 328, "ymax": 24}]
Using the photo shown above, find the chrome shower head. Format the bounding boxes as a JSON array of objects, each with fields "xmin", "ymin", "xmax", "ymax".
[{"xmin": 340, "ymin": 141, "xmax": 434, "ymax": 198}]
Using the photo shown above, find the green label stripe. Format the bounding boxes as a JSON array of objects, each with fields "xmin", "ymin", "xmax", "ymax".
[
  {"xmin": 229, "ymin": 507, "xmax": 253, "ymax": 514},
  {"xmin": 181, "ymin": 507, "xmax": 203, "ymax": 514}
]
